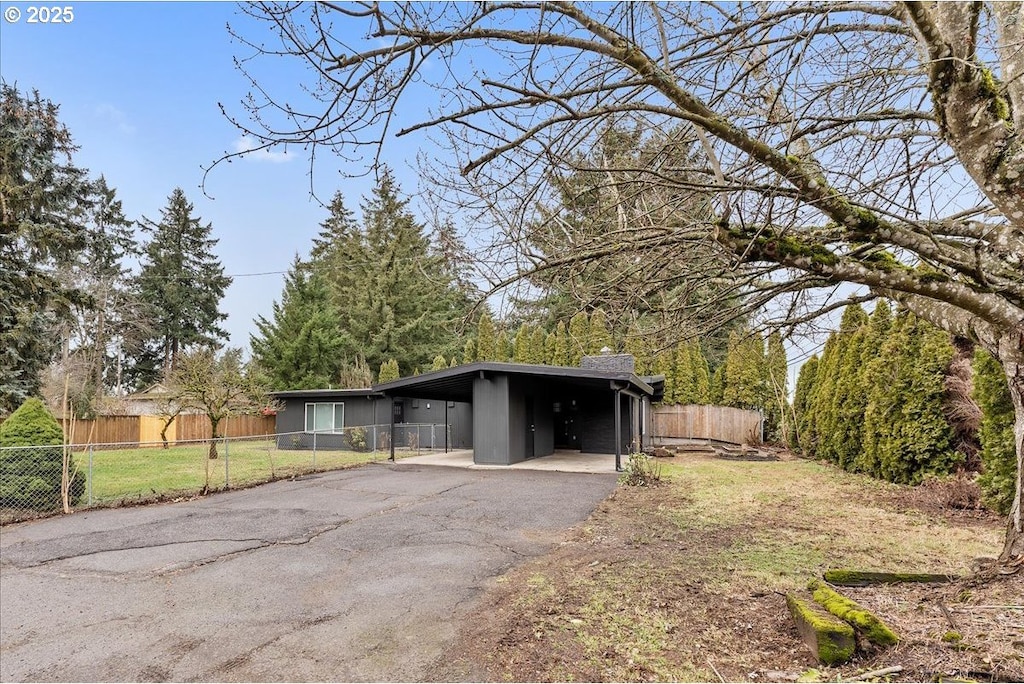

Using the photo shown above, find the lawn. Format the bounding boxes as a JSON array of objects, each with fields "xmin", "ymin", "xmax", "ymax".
[
  {"xmin": 75, "ymin": 437, "xmax": 390, "ymax": 504},
  {"xmin": 432, "ymin": 453, "xmax": 1020, "ymax": 683}
]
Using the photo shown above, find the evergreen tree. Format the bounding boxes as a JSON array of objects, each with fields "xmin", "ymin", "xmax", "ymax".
[
  {"xmin": 673, "ymin": 342, "xmax": 694, "ymax": 404},
  {"xmin": 544, "ymin": 331, "xmax": 557, "ymax": 366},
  {"xmin": 654, "ymin": 349, "xmax": 676, "ymax": 403},
  {"xmin": 0, "ymin": 85, "xmax": 93, "ymax": 413},
  {"xmin": 806, "ymin": 333, "xmax": 841, "ymax": 459},
  {"xmin": 308, "ymin": 190, "xmax": 366, "ymax": 313},
  {"xmin": 378, "ymin": 358, "xmax": 400, "ymax": 383},
  {"xmin": 974, "ymin": 349, "xmax": 1016, "ymax": 514},
  {"xmin": 431, "ymin": 354, "xmax": 448, "ymax": 371},
  {"xmin": 763, "ymin": 332, "xmax": 789, "ymax": 443},
  {"xmin": 551, "ymin": 321, "xmax": 569, "ymax": 366},
  {"xmin": 475, "ymin": 312, "xmax": 497, "ymax": 361},
  {"xmin": 692, "ymin": 342, "xmax": 711, "ymax": 403},
  {"xmin": 56, "ymin": 175, "xmax": 138, "ymax": 413},
  {"xmin": 496, "ymin": 330, "xmax": 512, "ymax": 362},
  {"xmin": 350, "ymin": 168, "xmax": 464, "ymax": 373},
  {"xmin": 128, "ymin": 188, "xmax": 231, "ymax": 388},
  {"xmin": 861, "ymin": 311, "xmax": 960, "ymax": 484},
  {"xmin": 792, "ymin": 355, "xmax": 819, "ymax": 453},
  {"xmin": 624, "ymin": 323, "xmax": 654, "ymax": 375},
  {"xmin": 850, "ymin": 301, "xmax": 892, "ymax": 471},
  {"xmin": 251, "ymin": 257, "xmax": 350, "ymax": 390},
  {"xmin": 337, "ymin": 356, "xmax": 373, "ymax": 388},
  {"xmin": 463, "ymin": 338, "xmax": 476, "ymax": 365},
  {"xmin": 709, "ymin": 363, "xmax": 726, "ymax": 404},
  {"xmin": 567, "ymin": 312, "xmax": 589, "ymax": 366},
  {"xmin": 587, "ymin": 309, "xmax": 613, "ymax": 354},
  {"xmin": 0, "ymin": 398, "xmax": 85, "ymax": 510},
  {"xmin": 723, "ymin": 330, "xmax": 764, "ymax": 410},
  {"xmin": 513, "ymin": 324, "xmax": 532, "ymax": 363},
  {"xmin": 529, "ymin": 326, "xmax": 547, "ymax": 364},
  {"xmin": 820, "ymin": 305, "xmax": 868, "ymax": 463}
]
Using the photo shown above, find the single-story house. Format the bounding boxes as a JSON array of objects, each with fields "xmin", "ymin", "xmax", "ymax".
[
  {"xmin": 272, "ymin": 388, "xmax": 473, "ymax": 451},
  {"xmin": 273, "ymin": 353, "xmax": 664, "ymax": 469}
]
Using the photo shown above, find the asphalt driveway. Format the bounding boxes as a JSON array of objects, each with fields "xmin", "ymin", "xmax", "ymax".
[{"xmin": 0, "ymin": 462, "xmax": 617, "ymax": 682}]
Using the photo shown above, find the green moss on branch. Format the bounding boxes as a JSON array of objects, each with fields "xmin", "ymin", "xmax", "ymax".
[{"xmin": 808, "ymin": 579, "xmax": 899, "ymax": 646}]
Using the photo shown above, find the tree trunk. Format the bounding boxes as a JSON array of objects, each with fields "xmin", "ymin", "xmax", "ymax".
[
  {"xmin": 208, "ymin": 416, "xmax": 220, "ymax": 460},
  {"xmin": 999, "ymin": 344, "xmax": 1024, "ymax": 567},
  {"xmin": 159, "ymin": 418, "xmax": 172, "ymax": 450}
]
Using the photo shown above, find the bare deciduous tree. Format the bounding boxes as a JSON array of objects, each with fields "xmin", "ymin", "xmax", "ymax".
[
  {"xmin": 167, "ymin": 347, "xmax": 275, "ymax": 463},
  {"xmin": 223, "ymin": 2, "xmax": 1023, "ymax": 568}
]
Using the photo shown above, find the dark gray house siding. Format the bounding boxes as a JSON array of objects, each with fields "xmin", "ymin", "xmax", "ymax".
[
  {"xmin": 272, "ymin": 389, "xmax": 472, "ymax": 450},
  {"xmin": 376, "ymin": 361, "xmax": 658, "ymax": 466}
]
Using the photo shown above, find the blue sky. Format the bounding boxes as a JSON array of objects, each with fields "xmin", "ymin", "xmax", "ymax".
[
  {"xmin": 1, "ymin": 1, "xmax": 436, "ymax": 350},
  {"xmin": 1, "ymin": 0, "xmax": 832, "ymax": 385}
]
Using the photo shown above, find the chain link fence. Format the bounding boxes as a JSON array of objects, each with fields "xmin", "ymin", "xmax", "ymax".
[{"xmin": 0, "ymin": 424, "xmax": 452, "ymax": 524}]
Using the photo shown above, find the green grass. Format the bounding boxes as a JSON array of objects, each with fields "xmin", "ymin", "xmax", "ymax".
[
  {"xmin": 472, "ymin": 455, "xmax": 1006, "ymax": 681},
  {"xmin": 75, "ymin": 438, "xmax": 390, "ymax": 503}
]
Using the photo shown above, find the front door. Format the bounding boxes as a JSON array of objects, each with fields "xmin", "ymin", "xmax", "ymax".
[
  {"xmin": 554, "ymin": 398, "xmax": 580, "ymax": 449},
  {"xmin": 524, "ymin": 395, "xmax": 535, "ymax": 459}
]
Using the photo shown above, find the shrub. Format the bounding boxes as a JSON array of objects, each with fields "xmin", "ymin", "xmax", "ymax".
[
  {"xmin": 972, "ymin": 350, "xmax": 1015, "ymax": 514},
  {"xmin": 346, "ymin": 426, "xmax": 367, "ymax": 451},
  {"xmin": 619, "ymin": 452, "xmax": 663, "ymax": 487},
  {"xmin": 0, "ymin": 398, "xmax": 85, "ymax": 510}
]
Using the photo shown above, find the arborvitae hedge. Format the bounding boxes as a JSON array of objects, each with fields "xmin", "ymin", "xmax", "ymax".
[
  {"xmin": 973, "ymin": 349, "xmax": 1016, "ymax": 513},
  {"xmin": 794, "ymin": 304, "xmax": 962, "ymax": 485},
  {"xmin": 0, "ymin": 398, "xmax": 85, "ymax": 510}
]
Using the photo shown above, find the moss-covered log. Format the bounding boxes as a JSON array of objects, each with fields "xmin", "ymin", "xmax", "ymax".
[
  {"xmin": 786, "ymin": 592, "xmax": 856, "ymax": 665},
  {"xmin": 808, "ymin": 579, "xmax": 899, "ymax": 646},
  {"xmin": 823, "ymin": 569, "xmax": 958, "ymax": 587}
]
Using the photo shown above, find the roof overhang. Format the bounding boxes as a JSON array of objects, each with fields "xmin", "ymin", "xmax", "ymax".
[
  {"xmin": 373, "ymin": 361, "xmax": 656, "ymax": 403},
  {"xmin": 270, "ymin": 388, "xmax": 384, "ymax": 400}
]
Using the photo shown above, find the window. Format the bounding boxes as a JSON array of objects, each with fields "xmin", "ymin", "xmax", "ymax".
[{"xmin": 304, "ymin": 402, "xmax": 344, "ymax": 433}]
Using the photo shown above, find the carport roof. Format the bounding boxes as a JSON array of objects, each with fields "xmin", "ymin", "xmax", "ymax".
[{"xmin": 374, "ymin": 361, "xmax": 658, "ymax": 403}]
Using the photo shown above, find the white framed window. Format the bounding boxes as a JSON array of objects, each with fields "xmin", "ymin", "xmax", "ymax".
[{"xmin": 304, "ymin": 402, "xmax": 345, "ymax": 433}]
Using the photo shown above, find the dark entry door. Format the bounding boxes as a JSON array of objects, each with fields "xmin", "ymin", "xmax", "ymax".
[
  {"xmin": 554, "ymin": 398, "xmax": 580, "ymax": 449},
  {"xmin": 524, "ymin": 396, "xmax": 535, "ymax": 459},
  {"xmin": 392, "ymin": 400, "xmax": 405, "ymax": 424}
]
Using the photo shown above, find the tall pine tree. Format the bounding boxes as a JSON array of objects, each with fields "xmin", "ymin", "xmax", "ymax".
[
  {"xmin": 251, "ymin": 257, "xmax": 349, "ymax": 390},
  {"xmin": 128, "ymin": 188, "xmax": 230, "ymax": 389},
  {"xmin": 0, "ymin": 85, "xmax": 93, "ymax": 413}
]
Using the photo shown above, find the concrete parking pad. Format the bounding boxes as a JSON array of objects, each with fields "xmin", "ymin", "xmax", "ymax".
[
  {"xmin": 398, "ymin": 449, "xmax": 620, "ymax": 473},
  {"xmin": 0, "ymin": 462, "xmax": 617, "ymax": 682}
]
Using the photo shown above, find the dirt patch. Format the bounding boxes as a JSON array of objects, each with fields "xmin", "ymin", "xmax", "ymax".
[{"xmin": 427, "ymin": 456, "xmax": 1021, "ymax": 682}]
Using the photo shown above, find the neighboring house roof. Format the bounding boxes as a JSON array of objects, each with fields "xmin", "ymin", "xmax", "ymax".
[{"xmin": 373, "ymin": 361, "xmax": 659, "ymax": 403}]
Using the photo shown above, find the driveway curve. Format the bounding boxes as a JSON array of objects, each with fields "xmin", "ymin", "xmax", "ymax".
[{"xmin": 0, "ymin": 462, "xmax": 617, "ymax": 682}]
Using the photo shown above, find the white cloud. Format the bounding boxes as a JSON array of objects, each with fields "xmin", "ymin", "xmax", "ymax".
[
  {"xmin": 232, "ymin": 135, "xmax": 292, "ymax": 163},
  {"xmin": 94, "ymin": 103, "xmax": 136, "ymax": 135}
]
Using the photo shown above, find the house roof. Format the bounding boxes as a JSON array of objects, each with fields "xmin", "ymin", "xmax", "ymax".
[
  {"xmin": 270, "ymin": 388, "xmax": 383, "ymax": 400},
  {"xmin": 373, "ymin": 361, "xmax": 659, "ymax": 403}
]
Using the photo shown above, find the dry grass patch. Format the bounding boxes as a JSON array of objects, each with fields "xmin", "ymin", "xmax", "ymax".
[{"xmin": 428, "ymin": 454, "xmax": 1018, "ymax": 682}]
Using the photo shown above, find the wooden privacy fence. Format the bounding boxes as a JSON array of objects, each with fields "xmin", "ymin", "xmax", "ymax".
[
  {"xmin": 651, "ymin": 404, "xmax": 763, "ymax": 445},
  {"xmin": 174, "ymin": 414, "xmax": 275, "ymax": 441},
  {"xmin": 61, "ymin": 415, "xmax": 140, "ymax": 445},
  {"xmin": 60, "ymin": 414, "xmax": 275, "ymax": 447}
]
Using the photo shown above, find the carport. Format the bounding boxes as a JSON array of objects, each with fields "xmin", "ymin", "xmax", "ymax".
[{"xmin": 375, "ymin": 361, "xmax": 660, "ymax": 471}]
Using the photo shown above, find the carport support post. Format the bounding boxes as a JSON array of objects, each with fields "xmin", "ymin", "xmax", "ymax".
[
  {"xmin": 389, "ymin": 400, "xmax": 396, "ymax": 462},
  {"xmin": 444, "ymin": 402, "xmax": 449, "ymax": 453},
  {"xmin": 614, "ymin": 388, "xmax": 623, "ymax": 472},
  {"xmin": 224, "ymin": 435, "xmax": 229, "ymax": 488}
]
